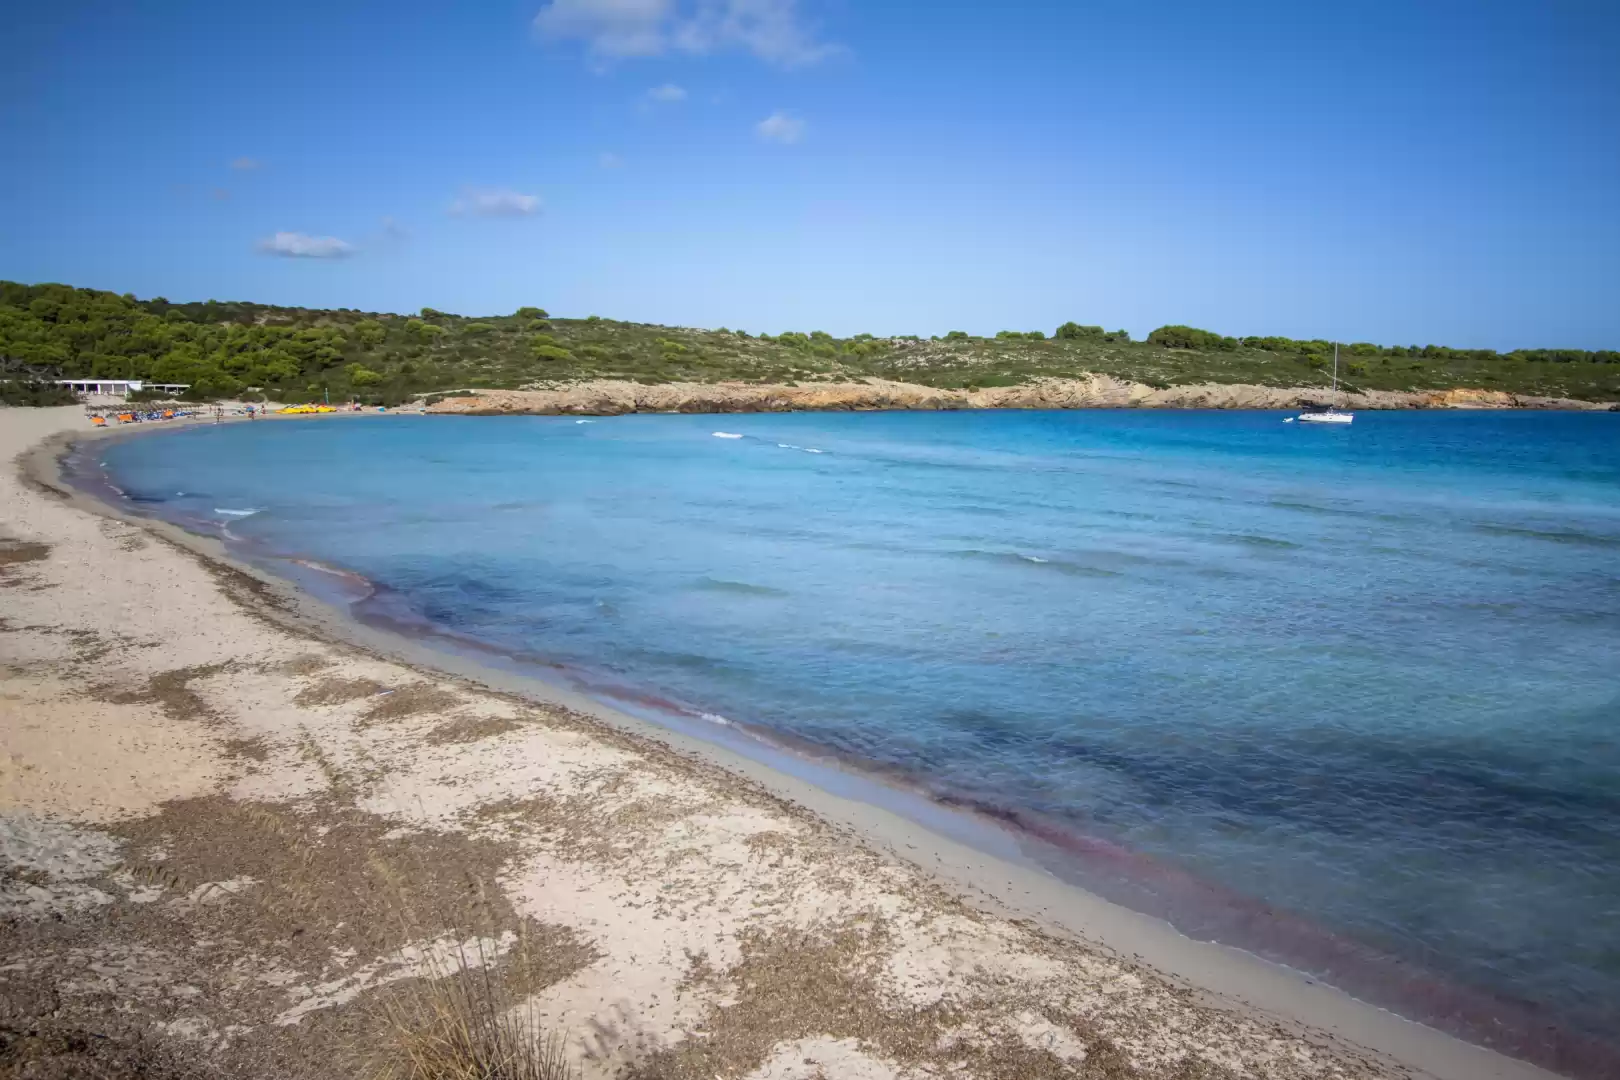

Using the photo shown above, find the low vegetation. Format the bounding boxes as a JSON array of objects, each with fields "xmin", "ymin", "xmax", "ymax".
[
  {"xmin": 0, "ymin": 377, "xmax": 78, "ymax": 406},
  {"xmin": 3, "ymin": 279, "xmax": 1617, "ymax": 406},
  {"xmin": 365, "ymin": 934, "xmax": 574, "ymax": 1080}
]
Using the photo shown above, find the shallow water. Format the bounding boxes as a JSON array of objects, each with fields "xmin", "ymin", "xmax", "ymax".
[{"xmin": 98, "ymin": 410, "xmax": 1620, "ymax": 1051}]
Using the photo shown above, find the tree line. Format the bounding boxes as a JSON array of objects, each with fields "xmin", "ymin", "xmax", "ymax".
[
  {"xmin": 1144, "ymin": 324, "xmax": 1618, "ymax": 364},
  {"xmin": 2, "ymin": 280, "xmax": 1615, "ymax": 408}
]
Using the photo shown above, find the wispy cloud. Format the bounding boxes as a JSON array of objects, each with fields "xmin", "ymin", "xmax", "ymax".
[
  {"xmin": 647, "ymin": 82, "xmax": 687, "ymax": 102},
  {"xmin": 448, "ymin": 188, "xmax": 542, "ymax": 217},
  {"xmin": 229, "ymin": 157, "xmax": 262, "ymax": 170},
  {"xmin": 599, "ymin": 151, "xmax": 625, "ymax": 168},
  {"xmin": 534, "ymin": 0, "xmax": 840, "ymax": 68},
  {"xmin": 380, "ymin": 216, "xmax": 410, "ymax": 240},
  {"xmin": 257, "ymin": 232, "xmax": 355, "ymax": 259},
  {"xmin": 755, "ymin": 111, "xmax": 805, "ymax": 144}
]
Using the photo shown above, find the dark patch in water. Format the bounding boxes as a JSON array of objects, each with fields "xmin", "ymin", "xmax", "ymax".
[
  {"xmin": 925, "ymin": 791, "xmax": 1620, "ymax": 1080},
  {"xmin": 692, "ymin": 577, "xmax": 789, "ymax": 598},
  {"xmin": 1475, "ymin": 523, "xmax": 1620, "ymax": 549},
  {"xmin": 983, "ymin": 722, "xmax": 1620, "ymax": 850},
  {"xmin": 1215, "ymin": 532, "xmax": 1302, "ymax": 550},
  {"xmin": 620, "ymin": 646, "xmax": 737, "ymax": 675}
]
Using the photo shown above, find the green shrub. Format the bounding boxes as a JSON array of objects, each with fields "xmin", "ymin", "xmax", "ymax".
[
  {"xmin": 1055, "ymin": 322, "xmax": 1105, "ymax": 340},
  {"xmin": 0, "ymin": 379, "xmax": 77, "ymax": 406},
  {"xmin": 1147, "ymin": 325, "xmax": 1237, "ymax": 350}
]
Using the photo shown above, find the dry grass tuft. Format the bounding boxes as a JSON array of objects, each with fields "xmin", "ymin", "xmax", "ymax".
[
  {"xmin": 363, "ymin": 927, "xmax": 574, "ymax": 1080},
  {"xmin": 0, "ymin": 537, "xmax": 51, "ymax": 570},
  {"xmin": 425, "ymin": 714, "xmax": 525, "ymax": 746},
  {"xmin": 295, "ymin": 676, "xmax": 390, "ymax": 707},
  {"xmin": 275, "ymin": 651, "xmax": 334, "ymax": 676},
  {"xmin": 97, "ymin": 663, "xmax": 232, "ymax": 724},
  {"xmin": 362, "ymin": 684, "xmax": 466, "ymax": 725}
]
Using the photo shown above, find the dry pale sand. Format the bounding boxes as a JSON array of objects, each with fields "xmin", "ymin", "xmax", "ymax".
[{"xmin": 0, "ymin": 406, "xmax": 1568, "ymax": 1080}]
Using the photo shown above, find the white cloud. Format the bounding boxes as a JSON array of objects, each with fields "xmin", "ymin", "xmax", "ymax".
[
  {"xmin": 647, "ymin": 82, "xmax": 687, "ymax": 102},
  {"xmin": 755, "ymin": 111, "xmax": 804, "ymax": 144},
  {"xmin": 535, "ymin": 0, "xmax": 671, "ymax": 59},
  {"xmin": 257, "ymin": 232, "xmax": 355, "ymax": 259},
  {"xmin": 448, "ymin": 188, "xmax": 542, "ymax": 217},
  {"xmin": 599, "ymin": 151, "xmax": 625, "ymax": 168},
  {"xmin": 229, "ymin": 157, "xmax": 262, "ymax": 170},
  {"xmin": 534, "ymin": 0, "xmax": 839, "ymax": 68}
]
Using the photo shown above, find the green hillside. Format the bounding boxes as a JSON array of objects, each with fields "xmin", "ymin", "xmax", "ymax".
[{"xmin": 2, "ymin": 281, "xmax": 1617, "ymax": 406}]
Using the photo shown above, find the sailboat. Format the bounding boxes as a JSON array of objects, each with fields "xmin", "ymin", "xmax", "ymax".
[{"xmin": 1295, "ymin": 343, "xmax": 1354, "ymax": 424}]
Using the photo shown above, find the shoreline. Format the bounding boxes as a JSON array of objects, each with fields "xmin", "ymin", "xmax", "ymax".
[
  {"xmin": 421, "ymin": 376, "xmax": 1620, "ymax": 416},
  {"xmin": 4, "ymin": 406, "xmax": 1589, "ymax": 1080}
]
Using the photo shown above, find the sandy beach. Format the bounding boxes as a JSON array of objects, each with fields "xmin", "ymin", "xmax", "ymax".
[{"xmin": 1, "ymin": 406, "xmax": 1573, "ymax": 1080}]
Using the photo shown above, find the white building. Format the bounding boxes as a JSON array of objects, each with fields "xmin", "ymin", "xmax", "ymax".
[{"xmin": 56, "ymin": 379, "xmax": 190, "ymax": 400}]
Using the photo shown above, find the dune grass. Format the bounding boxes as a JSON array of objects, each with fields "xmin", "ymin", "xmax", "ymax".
[{"xmin": 364, "ymin": 933, "xmax": 573, "ymax": 1080}]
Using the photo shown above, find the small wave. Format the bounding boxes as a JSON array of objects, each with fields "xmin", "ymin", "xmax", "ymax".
[
  {"xmin": 575, "ymin": 419, "xmax": 594, "ymax": 424},
  {"xmin": 699, "ymin": 712, "xmax": 732, "ymax": 727},
  {"xmin": 803, "ymin": 448, "xmax": 824, "ymax": 454},
  {"xmin": 776, "ymin": 443, "xmax": 824, "ymax": 454},
  {"xmin": 1217, "ymin": 532, "xmax": 1301, "ymax": 550},
  {"xmin": 288, "ymin": 558, "xmax": 374, "ymax": 591},
  {"xmin": 1475, "ymin": 523, "xmax": 1620, "ymax": 549},
  {"xmin": 693, "ymin": 577, "xmax": 789, "ymax": 597},
  {"xmin": 712, "ymin": 431, "xmax": 744, "ymax": 439},
  {"xmin": 215, "ymin": 508, "xmax": 263, "ymax": 518},
  {"xmin": 778, "ymin": 443, "xmax": 799, "ymax": 449},
  {"xmin": 949, "ymin": 549, "xmax": 1121, "ymax": 577}
]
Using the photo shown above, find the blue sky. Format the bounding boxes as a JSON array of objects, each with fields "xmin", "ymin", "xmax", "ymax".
[{"xmin": 3, "ymin": 0, "xmax": 1617, "ymax": 347}]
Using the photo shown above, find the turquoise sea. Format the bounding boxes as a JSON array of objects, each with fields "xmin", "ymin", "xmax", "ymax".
[{"xmin": 89, "ymin": 410, "xmax": 1620, "ymax": 1071}]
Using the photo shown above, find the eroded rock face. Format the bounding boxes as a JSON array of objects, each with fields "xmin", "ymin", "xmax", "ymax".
[{"xmin": 424, "ymin": 377, "xmax": 1613, "ymax": 416}]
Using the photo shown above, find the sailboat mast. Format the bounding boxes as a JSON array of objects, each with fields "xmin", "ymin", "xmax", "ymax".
[{"xmin": 1332, "ymin": 343, "xmax": 1339, "ymax": 394}]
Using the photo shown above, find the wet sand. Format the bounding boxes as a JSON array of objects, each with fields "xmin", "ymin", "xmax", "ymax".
[{"xmin": 0, "ymin": 405, "xmax": 1575, "ymax": 1080}]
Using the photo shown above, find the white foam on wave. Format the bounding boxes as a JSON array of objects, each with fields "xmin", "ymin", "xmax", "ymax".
[
  {"xmin": 575, "ymin": 419, "xmax": 594, "ymax": 424},
  {"xmin": 712, "ymin": 431, "xmax": 744, "ymax": 439},
  {"xmin": 699, "ymin": 712, "xmax": 732, "ymax": 727},
  {"xmin": 803, "ymin": 448, "xmax": 824, "ymax": 454},
  {"xmin": 1020, "ymin": 554, "xmax": 1049, "ymax": 563},
  {"xmin": 215, "ymin": 508, "xmax": 263, "ymax": 518}
]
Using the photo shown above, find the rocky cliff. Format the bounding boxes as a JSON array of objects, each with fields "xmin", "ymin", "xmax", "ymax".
[{"xmin": 425, "ymin": 375, "xmax": 1615, "ymax": 416}]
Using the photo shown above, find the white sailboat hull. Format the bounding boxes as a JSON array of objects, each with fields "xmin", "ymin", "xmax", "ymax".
[{"xmin": 1293, "ymin": 344, "xmax": 1353, "ymax": 423}]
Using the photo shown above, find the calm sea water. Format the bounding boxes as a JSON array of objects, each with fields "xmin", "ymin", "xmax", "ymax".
[{"xmin": 96, "ymin": 410, "xmax": 1620, "ymax": 1060}]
